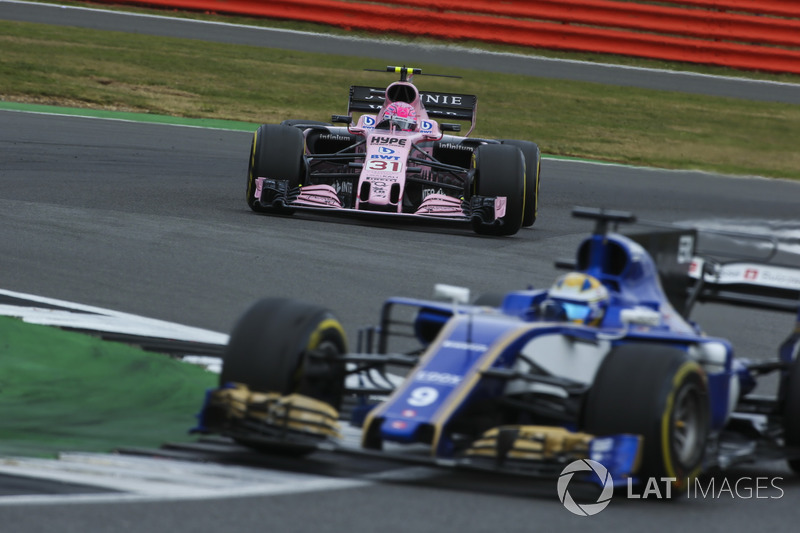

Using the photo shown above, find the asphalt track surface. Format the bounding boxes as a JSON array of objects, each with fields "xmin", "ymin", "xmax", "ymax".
[{"xmin": 2, "ymin": 3, "xmax": 800, "ymax": 532}]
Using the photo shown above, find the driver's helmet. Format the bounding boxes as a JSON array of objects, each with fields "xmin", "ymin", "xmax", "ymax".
[
  {"xmin": 545, "ymin": 272, "xmax": 609, "ymax": 325},
  {"xmin": 378, "ymin": 102, "xmax": 418, "ymax": 131}
]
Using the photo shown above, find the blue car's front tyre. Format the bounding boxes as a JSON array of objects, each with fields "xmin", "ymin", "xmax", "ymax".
[
  {"xmin": 220, "ymin": 297, "xmax": 348, "ymax": 411},
  {"xmin": 583, "ymin": 344, "xmax": 710, "ymax": 495}
]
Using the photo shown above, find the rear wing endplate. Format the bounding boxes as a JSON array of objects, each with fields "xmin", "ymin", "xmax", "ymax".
[
  {"xmin": 348, "ymin": 86, "xmax": 478, "ymax": 132},
  {"xmin": 627, "ymin": 224, "xmax": 800, "ymax": 316},
  {"xmin": 690, "ymin": 258, "xmax": 800, "ymax": 313}
]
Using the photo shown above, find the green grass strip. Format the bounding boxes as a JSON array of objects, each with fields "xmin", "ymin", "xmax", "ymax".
[
  {"xmin": 0, "ymin": 100, "xmax": 256, "ymax": 131},
  {"xmin": 0, "ymin": 316, "xmax": 217, "ymax": 458},
  {"xmin": 2, "ymin": 18, "xmax": 799, "ymax": 179}
]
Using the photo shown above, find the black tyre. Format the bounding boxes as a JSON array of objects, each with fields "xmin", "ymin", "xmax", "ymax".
[
  {"xmin": 782, "ymin": 354, "xmax": 800, "ymax": 473},
  {"xmin": 246, "ymin": 124, "xmax": 305, "ymax": 213},
  {"xmin": 220, "ymin": 297, "xmax": 348, "ymax": 410},
  {"xmin": 583, "ymin": 344, "xmax": 710, "ymax": 492},
  {"xmin": 471, "ymin": 144, "xmax": 525, "ymax": 236},
  {"xmin": 501, "ymin": 139, "xmax": 541, "ymax": 227}
]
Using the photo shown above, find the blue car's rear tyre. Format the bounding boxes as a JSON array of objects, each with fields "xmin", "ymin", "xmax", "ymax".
[
  {"xmin": 220, "ymin": 297, "xmax": 347, "ymax": 410},
  {"xmin": 782, "ymin": 354, "xmax": 800, "ymax": 473},
  {"xmin": 583, "ymin": 344, "xmax": 710, "ymax": 494},
  {"xmin": 247, "ymin": 124, "xmax": 305, "ymax": 213},
  {"xmin": 501, "ymin": 139, "xmax": 541, "ymax": 227},
  {"xmin": 471, "ymin": 144, "xmax": 525, "ymax": 236}
]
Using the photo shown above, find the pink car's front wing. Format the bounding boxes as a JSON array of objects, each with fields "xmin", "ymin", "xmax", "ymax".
[{"xmin": 254, "ymin": 179, "xmax": 506, "ymax": 222}]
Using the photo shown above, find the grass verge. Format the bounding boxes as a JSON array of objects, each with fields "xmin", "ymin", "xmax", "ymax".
[
  {"xmin": 0, "ymin": 316, "xmax": 217, "ymax": 458},
  {"xmin": 1, "ymin": 18, "xmax": 799, "ymax": 178}
]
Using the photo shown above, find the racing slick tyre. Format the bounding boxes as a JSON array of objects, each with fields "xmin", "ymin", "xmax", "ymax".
[
  {"xmin": 782, "ymin": 354, "xmax": 800, "ymax": 473},
  {"xmin": 583, "ymin": 344, "xmax": 710, "ymax": 494},
  {"xmin": 501, "ymin": 139, "xmax": 541, "ymax": 227},
  {"xmin": 247, "ymin": 124, "xmax": 305, "ymax": 213},
  {"xmin": 470, "ymin": 144, "xmax": 525, "ymax": 236},
  {"xmin": 220, "ymin": 297, "xmax": 348, "ymax": 411}
]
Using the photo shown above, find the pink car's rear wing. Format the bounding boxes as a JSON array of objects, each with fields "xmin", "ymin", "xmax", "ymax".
[{"xmin": 348, "ymin": 85, "xmax": 478, "ymax": 135}]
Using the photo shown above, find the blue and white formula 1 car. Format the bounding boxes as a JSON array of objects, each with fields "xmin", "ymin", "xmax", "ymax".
[
  {"xmin": 195, "ymin": 208, "xmax": 800, "ymax": 489},
  {"xmin": 246, "ymin": 66, "xmax": 540, "ymax": 236}
]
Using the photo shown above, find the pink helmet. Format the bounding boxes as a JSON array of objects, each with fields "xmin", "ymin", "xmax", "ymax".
[{"xmin": 379, "ymin": 102, "xmax": 418, "ymax": 132}]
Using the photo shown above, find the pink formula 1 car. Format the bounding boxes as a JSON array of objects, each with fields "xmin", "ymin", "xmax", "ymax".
[{"xmin": 246, "ymin": 66, "xmax": 541, "ymax": 236}]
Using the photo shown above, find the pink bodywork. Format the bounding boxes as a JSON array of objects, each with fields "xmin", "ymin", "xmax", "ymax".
[{"xmin": 254, "ymin": 80, "xmax": 506, "ymax": 222}]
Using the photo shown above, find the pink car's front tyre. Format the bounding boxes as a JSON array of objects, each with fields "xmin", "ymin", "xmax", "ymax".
[
  {"xmin": 247, "ymin": 124, "xmax": 305, "ymax": 213},
  {"xmin": 502, "ymin": 139, "xmax": 541, "ymax": 227},
  {"xmin": 470, "ymin": 144, "xmax": 525, "ymax": 237}
]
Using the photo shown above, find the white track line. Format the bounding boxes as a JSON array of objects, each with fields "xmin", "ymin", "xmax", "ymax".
[{"xmin": 0, "ymin": 453, "xmax": 371, "ymax": 506}]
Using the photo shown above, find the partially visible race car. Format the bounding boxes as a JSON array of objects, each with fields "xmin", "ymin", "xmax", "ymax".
[
  {"xmin": 246, "ymin": 66, "xmax": 540, "ymax": 236},
  {"xmin": 195, "ymin": 208, "xmax": 800, "ymax": 490}
]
